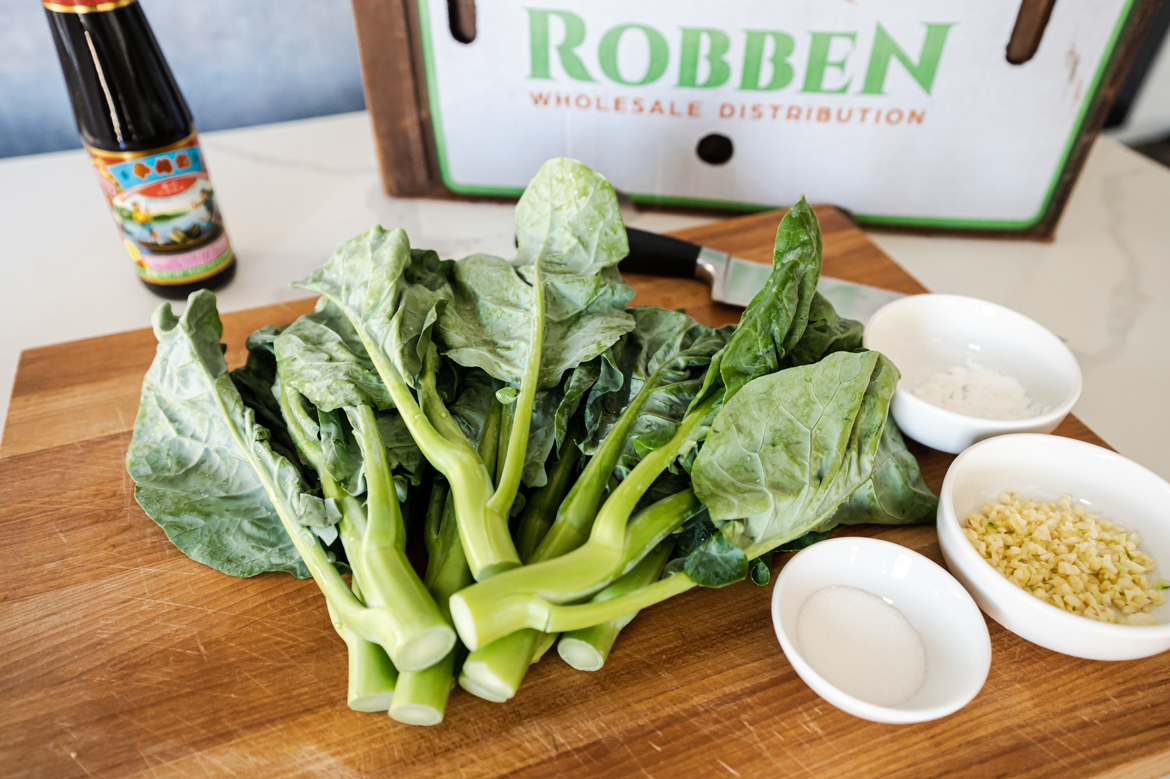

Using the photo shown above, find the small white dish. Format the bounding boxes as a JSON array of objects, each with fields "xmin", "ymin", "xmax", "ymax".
[
  {"xmin": 772, "ymin": 537, "xmax": 990, "ymax": 724},
  {"xmin": 863, "ymin": 294, "xmax": 1081, "ymax": 454},
  {"xmin": 938, "ymin": 434, "xmax": 1170, "ymax": 661}
]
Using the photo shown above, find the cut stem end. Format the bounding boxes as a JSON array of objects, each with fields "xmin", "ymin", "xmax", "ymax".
[
  {"xmin": 449, "ymin": 593, "xmax": 479, "ymax": 651},
  {"xmin": 557, "ymin": 638, "xmax": 605, "ymax": 672},
  {"xmin": 348, "ymin": 692, "xmax": 395, "ymax": 713},
  {"xmin": 389, "ymin": 703, "xmax": 444, "ymax": 726},
  {"xmin": 395, "ymin": 626, "xmax": 457, "ymax": 672},
  {"xmin": 458, "ymin": 670, "xmax": 514, "ymax": 702}
]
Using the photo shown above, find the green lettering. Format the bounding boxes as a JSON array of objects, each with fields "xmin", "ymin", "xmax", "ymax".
[
  {"xmin": 527, "ymin": 8, "xmax": 594, "ymax": 82},
  {"xmin": 861, "ymin": 23, "xmax": 954, "ymax": 95},
  {"xmin": 740, "ymin": 31, "xmax": 795, "ymax": 91},
  {"xmin": 678, "ymin": 28, "xmax": 731, "ymax": 88},
  {"xmin": 598, "ymin": 24, "xmax": 669, "ymax": 86},
  {"xmin": 802, "ymin": 31, "xmax": 856, "ymax": 93}
]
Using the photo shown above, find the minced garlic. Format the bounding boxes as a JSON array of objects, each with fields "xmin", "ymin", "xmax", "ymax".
[{"xmin": 964, "ymin": 493, "xmax": 1165, "ymax": 625}]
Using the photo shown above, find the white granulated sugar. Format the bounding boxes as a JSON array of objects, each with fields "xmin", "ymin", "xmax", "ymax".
[
  {"xmin": 795, "ymin": 585, "xmax": 927, "ymax": 708},
  {"xmin": 913, "ymin": 362, "xmax": 1048, "ymax": 420}
]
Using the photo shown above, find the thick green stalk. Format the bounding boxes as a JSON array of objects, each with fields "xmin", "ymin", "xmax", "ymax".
[
  {"xmin": 348, "ymin": 406, "xmax": 455, "ymax": 671},
  {"xmin": 557, "ymin": 616, "xmax": 621, "ymax": 673},
  {"xmin": 241, "ymin": 394, "xmax": 405, "ymax": 658},
  {"xmin": 322, "ymin": 480, "xmax": 368, "ymax": 578},
  {"xmin": 328, "ymin": 598, "xmax": 398, "ymax": 712},
  {"xmin": 390, "ymin": 651, "xmax": 457, "ymax": 725},
  {"xmin": 275, "ymin": 385, "xmax": 403, "ymax": 672},
  {"xmin": 542, "ymin": 573, "xmax": 696, "ymax": 633},
  {"xmin": 558, "ymin": 541, "xmax": 674, "ymax": 672},
  {"xmin": 449, "ymin": 489, "xmax": 702, "ymax": 650},
  {"xmin": 588, "ymin": 393, "xmax": 719, "ymax": 550},
  {"xmin": 394, "ymin": 414, "xmax": 493, "ymax": 721},
  {"xmin": 458, "ymin": 435, "xmax": 581, "ymax": 701},
  {"xmin": 345, "ymin": 318, "xmax": 509, "ymax": 581},
  {"xmin": 620, "ymin": 490, "xmax": 699, "ymax": 575},
  {"xmin": 258, "ymin": 486, "xmax": 391, "ymax": 648},
  {"xmin": 320, "ymin": 490, "xmax": 398, "ymax": 712},
  {"xmin": 276, "ymin": 381, "xmax": 329, "ymax": 475},
  {"xmin": 357, "ymin": 329, "xmax": 474, "ymax": 477},
  {"xmin": 449, "ymin": 397, "xmax": 717, "ymax": 650},
  {"xmin": 391, "ymin": 489, "xmax": 466, "ymax": 725},
  {"xmin": 514, "ymin": 427, "xmax": 581, "ymax": 563},
  {"xmin": 488, "ymin": 263, "xmax": 545, "ymax": 518},
  {"xmin": 275, "ymin": 382, "xmax": 443, "ymax": 680},
  {"xmin": 532, "ymin": 364, "xmax": 665, "ymax": 561},
  {"xmin": 416, "ymin": 348, "xmax": 518, "ymax": 581},
  {"xmin": 459, "ymin": 629, "xmax": 543, "ymax": 702},
  {"xmin": 457, "ymin": 488, "xmax": 697, "ymax": 699},
  {"xmin": 495, "ymin": 402, "xmax": 514, "ymax": 490},
  {"xmin": 461, "ymin": 387, "xmax": 649, "ymax": 700},
  {"xmin": 458, "ymin": 673, "xmax": 510, "ymax": 703},
  {"xmin": 389, "ymin": 571, "xmax": 465, "ymax": 721}
]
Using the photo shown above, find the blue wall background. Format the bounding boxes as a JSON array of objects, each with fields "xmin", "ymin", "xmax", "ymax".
[{"xmin": 0, "ymin": 0, "xmax": 367, "ymax": 158}]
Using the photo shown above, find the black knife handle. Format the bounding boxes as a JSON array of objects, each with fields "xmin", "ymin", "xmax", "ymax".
[{"xmin": 620, "ymin": 227, "xmax": 700, "ymax": 278}]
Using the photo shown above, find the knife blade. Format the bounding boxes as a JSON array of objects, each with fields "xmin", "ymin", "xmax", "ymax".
[{"xmin": 621, "ymin": 227, "xmax": 905, "ymax": 325}]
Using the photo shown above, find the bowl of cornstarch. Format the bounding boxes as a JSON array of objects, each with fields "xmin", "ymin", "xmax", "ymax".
[
  {"xmin": 772, "ymin": 537, "xmax": 991, "ymax": 723},
  {"xmin": 863, "ymin": 294, "xmax": 1081, "ymax": 454}
]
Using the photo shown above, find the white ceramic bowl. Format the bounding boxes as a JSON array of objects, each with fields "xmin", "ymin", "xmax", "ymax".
[
  {"xmin": 771, "ymin": 537, "xmax": 990, "ymax": 723},
  {"xmin": 938, "ymin": 434, "xmax": 1170, "ymax": 661},
  {"xmin": 863, "ymin": 294, "xmax": 1082, "ymax": 454}
]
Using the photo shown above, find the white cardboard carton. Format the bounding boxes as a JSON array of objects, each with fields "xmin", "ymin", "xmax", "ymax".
[{"xmin": 415, "ymin": 0, "xmax": 1137, "ymax": 231}]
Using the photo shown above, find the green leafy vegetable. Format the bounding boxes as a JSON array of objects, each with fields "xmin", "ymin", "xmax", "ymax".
[
  {"xmin": 274, "ymin": 299, "xmax": 395, "ymax": 412},
  {"xmin": 448, "ymin": 199, "xmax": 831, "ymax": 649},
  {"xmin": 692, "ymin": 350, "xmax": 897, "ymax": 549},
  {"xmin": 823, "ymin": 423, "xmax": 938, "ymax": 528},
  {"xmin": 291, "ymin": 227, "xmax": 509, "ymax": 580},
  {"xmin": 128, "ymin": 292, "xmax": 311, "ymax": 578},
  {"xmin": 717, "ymin": 197, "xmax": 823, "ymax": 400},
  {"xmin": 784, "ymin": 292, "xmax": 864, "ymax": 368},
  {"xmin": 127, "ymin": 291, "xmax": 436, "ymax": 674},
  {"xmin": 273, "ymin": 295, "xmax": 456, "ymax": 673},
  {"xmin": 126, "ymin": 161, "xmax": 940, "ymax": 726}
]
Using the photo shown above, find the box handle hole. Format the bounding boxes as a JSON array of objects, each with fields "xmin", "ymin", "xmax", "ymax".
[
  {"xmin": 448, "ymin": 0, "xmax": 476, "ymax": 44},
  {"xmin": 1007, "ymin": 0, "xmax": 1056, "ymax": 64},
  {"xmin": 696, "ymin": 134, "xmax": 734, "ymax": 165}
]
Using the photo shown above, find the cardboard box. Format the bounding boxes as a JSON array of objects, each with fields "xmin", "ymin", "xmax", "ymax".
[{"xmin": 353, "ymin": 0, "xmax": 1157, "ymax": 235}]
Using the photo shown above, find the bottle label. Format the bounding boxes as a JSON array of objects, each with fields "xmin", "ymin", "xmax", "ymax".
[{"xmin": 86, "ymin": 133, "xmax": 234, "ymax": 284}]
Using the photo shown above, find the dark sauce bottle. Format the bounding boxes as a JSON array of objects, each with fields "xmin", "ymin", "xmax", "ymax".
[{"xmin": 44, "ymin": 0, "xmax": 235, "ymax": 299}]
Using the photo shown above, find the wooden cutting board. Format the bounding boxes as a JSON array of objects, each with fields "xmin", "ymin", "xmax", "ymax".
[{"xmin": 2, "ymin": 207, "xmax": 1167, "ymax": 779}]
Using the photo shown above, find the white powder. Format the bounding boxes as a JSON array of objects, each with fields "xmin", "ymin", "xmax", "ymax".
[
  {"xmin": 913, "ymin": 362, "xmax": 1048, "ymax": 420},
  {"xmin": 795, "ymin": 585, "xmax": 927, "ymax": 708}
]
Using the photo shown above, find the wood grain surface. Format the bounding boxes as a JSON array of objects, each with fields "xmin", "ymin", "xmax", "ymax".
[{"xmin": 1, "ymin": 207, "xmax": 1166, "ymax": 779}]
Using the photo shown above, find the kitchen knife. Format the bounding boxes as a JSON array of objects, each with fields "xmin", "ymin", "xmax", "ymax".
[{"xmin": 621, "ymin": 227, "xmax": 906, "ymax": 325}]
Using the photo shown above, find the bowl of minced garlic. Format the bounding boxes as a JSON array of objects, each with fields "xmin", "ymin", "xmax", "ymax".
[
  {"xmin": 939, "ymin": 434, "xmax": 1170, "ymax": 660},
  {"xmin": 963, "ymin": 493, "xmax": 1168, "ymax": 626}
]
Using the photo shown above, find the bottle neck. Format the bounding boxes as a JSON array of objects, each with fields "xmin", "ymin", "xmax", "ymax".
[
  {"xmin": 43, "ymin": 1, "xmax": 138, "ymax": 12},
  {"xmin": 45, "ymin": 0, "xmax": 194, "ymax": 153}
]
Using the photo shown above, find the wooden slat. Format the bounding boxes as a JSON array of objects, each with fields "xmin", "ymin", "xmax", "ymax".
[
  {"xmin": 1, "ymin": 207, "xmax": 1164, "ymax": 779},
  {"xmin": 350, "ymin": 0, "xmax": 439, "ymax": 197}
]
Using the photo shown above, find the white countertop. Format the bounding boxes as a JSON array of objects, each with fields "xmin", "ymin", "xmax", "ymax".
[{"xmin": 2, "ymin": 112, "xmax": 1168, "ymax": 480}]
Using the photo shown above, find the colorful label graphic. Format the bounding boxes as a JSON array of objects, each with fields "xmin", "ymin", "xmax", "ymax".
[{"xmin": 87, "ymin": 134, "xmax": 233, "ymax": 284}]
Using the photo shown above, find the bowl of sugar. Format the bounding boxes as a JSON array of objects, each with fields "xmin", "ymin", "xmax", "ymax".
[
  {"xmin": 772, "ymin": 537, "xmax": 991, "ymax": 724},
  {"xmin": 863, "ymin": 294, "xmax": 1081, "ymax": 454}
]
